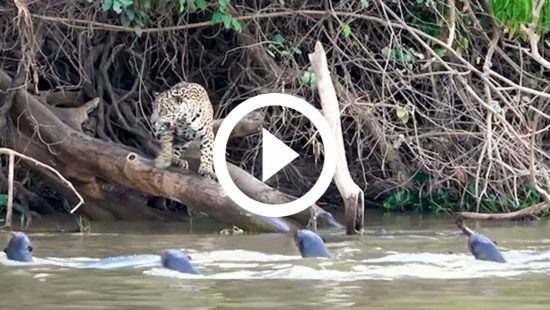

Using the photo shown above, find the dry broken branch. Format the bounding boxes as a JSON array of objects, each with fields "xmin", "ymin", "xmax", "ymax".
[
  {"xmin": 0, "ymin": 147, "xmax": 84, "ymax": 228},
  {"xmin": 309, "ymin": 41, "xmax": 365, "ymax": 234},
  {"xmin": 457, "ymin": 110, "xmax": 550, "ymax": 220}
]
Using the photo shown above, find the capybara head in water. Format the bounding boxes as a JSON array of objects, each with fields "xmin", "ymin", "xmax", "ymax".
[
  {"xmin": 293, "ymin": 229, "xmax": 332, "ymax": 258},
  {"xmin": 3, "ymin": 231, "xmax": 33, "ymax": 262}
]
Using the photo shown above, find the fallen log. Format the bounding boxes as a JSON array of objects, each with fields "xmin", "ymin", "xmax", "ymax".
[
  {"xmin": 213, "ymin": 111, "xmax": 264, "ymax": 138},
  {"xmin": 226, "ymin": 162, "xmax": 343, "ymax": 229},
  {"xmin": 43, "ymin": 90, "xmax": 88, "ymax": 107},
  {"xmin": 45, "ymin": 89, "xmax": 264, "ymax": 137},
  {"xmin": 1, "ymin": 69, "xmax": 341, "ymax": 232},
  {"xmin": 45, "ymin": 97, "xmax": 100, "ymax": 131},
  {"xmin": 8, "ymin": 131, "xmax": 167, "ymax": 221},
  {"xmin": 455, "ymin": 202, "xmax": 548, "ymax": 220},
  {"xmin": 124, "ymin": 153, "xmax": 297, "ymax": 232}
]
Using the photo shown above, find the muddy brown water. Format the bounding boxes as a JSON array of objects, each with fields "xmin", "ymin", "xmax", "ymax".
[{"xmin": 1, "ymin": 212, "xmax": 550, "ymax": 309}]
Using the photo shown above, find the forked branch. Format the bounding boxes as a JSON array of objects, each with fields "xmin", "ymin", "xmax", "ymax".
[{"xmin": 0, "ymin": 147, "xmax": 84, "ymax": 227}]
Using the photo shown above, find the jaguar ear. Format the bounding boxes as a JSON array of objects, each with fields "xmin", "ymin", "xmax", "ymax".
[{"xmin": 153, "ymin": 91, "xmax": 159, "ymax": 97}]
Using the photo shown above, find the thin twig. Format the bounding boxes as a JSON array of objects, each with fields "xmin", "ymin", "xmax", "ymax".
[
  {"xmin": 0, "ymin": 148, "xmax": 85, "ymax": 214},
  {"xmin": 5, "ymin": 153, "xmax": 14, "ymax": 227}
]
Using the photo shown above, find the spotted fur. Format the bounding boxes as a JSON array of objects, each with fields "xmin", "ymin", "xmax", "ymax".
[{"xmin": 150, "ymin": 81, "xmax": 216, "ymax": 180}]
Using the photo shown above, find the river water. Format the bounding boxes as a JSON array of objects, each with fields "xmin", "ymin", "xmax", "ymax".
[{"xmin": 1, "ymin": 212, "xmax": 550, "ymax": 309}]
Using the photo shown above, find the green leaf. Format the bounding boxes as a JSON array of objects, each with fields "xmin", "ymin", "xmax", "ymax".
[
  {"xmin": 412, "ymin": 172, "xmax": 430, "ymax": 185},
  {"xmin": 230, "ymin": 18, "xmax": 242, "ymax": 32},
  {"xmin": 361, "ymin": 0, "xmax": 370, "ymax": 8},
  {"xmin": 434, "ymin": 47, "xmax": 447, "ymax": 57},
  {"xmin": 134, "ymin": 25, "xmax": 143, "ymax": 37},
  {"xmin": 397, "ymin": 49, "xmax": 415, "ymax": 62},
  {"xmin": 134, "ymin": 15, "xmax": 146, "ymax": 28},
  {"xmin": 383, "ymin": 189, "xmax": 416, "ymax": 211},
  {"xmin": 0, "ymin": 194, "xmax": 8, "ymax": 207},
  {"xmin": 142, "ymin": 0, "xmax": 151, "ymax": 10},
  {"xmin": 112, "ymin": 0, "xmax": 123, "ymax": 14},
  {"xmin": 221, "ymin": 15, "xmax": 232, "ymax": 29},
  {"xmin": 179, "ymin": 0, "xmax": 186, "ymax": 13},
  {"xmin": 300, "ymin": 69, "xmax": 317, "ymax": 88},
  {"xmin": 195, "ymin": 0, "xmax": 207, "ymax": 10},
  {"xmin": 273, "ymin": 33, "xmax": 285, "ymax": 45},
  {"xmin": 188, "ymin": 0, "xmax": 197, "ymax": 12},
  {"xmin": 291, "ymin": 47, "xmax": 302, "ymax": 55},
  {"xmin": 210, "ymin": 12, "xmax": 224, "ymax": 24},
  {"xmin": 102, "ymin": 0, "xmax": 113, "ymax": 11},
  {"xmin": 120, "ymin": 13, "xmax": 131, "ymax": 27},
  {"xmin": 343, "ymin": 23, "xmax": 352, "ymax": 38},
  {"xmin": 219, "ymin": 0, "xmax": 230, "ymax": 11},
  {"xmin": 126, "ymin": 9, "xmax": 135, "ymax": 21}
]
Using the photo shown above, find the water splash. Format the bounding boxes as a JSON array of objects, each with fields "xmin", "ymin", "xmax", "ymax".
[
  {"xmin": 144, "ymin": 248, "xmax": 550, "ymax": 281},
  {"xmin": 3, "ymin": 246, "xmax": 550, "ymax": 281}
]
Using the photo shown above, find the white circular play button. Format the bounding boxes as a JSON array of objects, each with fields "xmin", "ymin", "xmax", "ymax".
[
  {"xmin": 213, "ymin": 93, "xmax": 336, "ymax": 218},
  {"xmin": 260, "ymin": 128, "xmax": 299, "ymax": 183}
]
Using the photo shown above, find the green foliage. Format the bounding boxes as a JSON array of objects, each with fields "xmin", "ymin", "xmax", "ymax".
[
  {"xmin": 210, "ymin": 9, "xmax": 242, "ymax": 33},
  {"xmin": 266, "ymin": 33, "xmax": 303, "ymax": 58},
  {"xmin": 381, "ymin": 46, "xmax": 424, "ymax": 63},
  {"xmin": 491, "ymin": 0, "xmax": 532, "ymax": 35},
  {"xmin": 542, "ymin": 0, "xmax": 550, "ymax": 31},
  {"xmin": 382, "ymin": 172, "xmax": 455, "ymax": 213},
  {"xmin": 0, "ymin": 194, "xmax": 7, "ymax": 207},
  {"xmin": 490, "ymin": 0, "xmax": 550, "ymax": 37},
  {"xmin": 382, "ymin": 172, "xmax": 546, "ymax": 215},
  {"xmin": 92, "ymin": 0, "xmax": 242, "ymax": 34},
  {"xmin": 343, "ymin": 24, "xmax": 352, "ymax": 38},
  {"xmin": 406, "ymin": 1, "xmax": 442, "ymax": 39},
  {"xmin": 300, "ymin": 66, "xmax": 317, "ymax": 89}
]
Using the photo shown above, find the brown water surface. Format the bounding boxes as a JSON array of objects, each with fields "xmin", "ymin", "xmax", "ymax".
[{"xmin": 1, "ymin": 212, "xmax": 549, "ymax": 309}]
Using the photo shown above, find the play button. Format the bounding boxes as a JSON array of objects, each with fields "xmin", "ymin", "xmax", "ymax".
[
  {"xmin": 213, "ymin": 93, "xmax": 337, "ymax": 218},
  {"xmin": 261, "ymin": 129, "xmax": 299, "ymax": 182}
]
